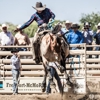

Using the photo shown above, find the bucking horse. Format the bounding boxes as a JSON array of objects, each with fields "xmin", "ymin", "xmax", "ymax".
[{"xmin": 32, "ymin": 23, "xmax": 71, "ymax": 93}]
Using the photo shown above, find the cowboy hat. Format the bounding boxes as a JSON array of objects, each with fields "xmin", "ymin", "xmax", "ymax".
[
  {"xmin": 17, "ymin": 25, "xmax": 21, "ymax": 29},
  {"xmin": 65, "ymin": 20, "xmax": 72, "ymax": 24},
  {"xmin": 84, "ymin": 22, "xmax": 91, "ymax": 27},
  {"xmin": 1, "ymin": 23, "xmax": 7, "ymax": 28},
  {"xmin": 97, "ymin": 23, "xmax": 100, "ymax": 27},
  {"xmin": 11, "ymin": 48, "xmax": 19, "ymax": 53},
  {"xmin": 71, "ymin": 23, "xmax": 80, "ymax": 29},
  {"xmin": 95, "ymin": 22, "xmax": 100, "ymax": 28},
  {"xmin": 32, "ymin": 2, "xmax": 46, "ymax": 11}
]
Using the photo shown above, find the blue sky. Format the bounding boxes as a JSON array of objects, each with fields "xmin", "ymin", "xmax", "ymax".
[{"xmin": 0, "ymin": 0, "xmax": 100, "ymax": 25}]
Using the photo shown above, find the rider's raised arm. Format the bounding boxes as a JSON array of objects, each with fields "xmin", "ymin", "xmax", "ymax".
[{"xmin": 19, "ymin": 14, "xmax": 35, "ymax": 30}]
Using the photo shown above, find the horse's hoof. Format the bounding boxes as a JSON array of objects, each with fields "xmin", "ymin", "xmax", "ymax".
[
  {"xmin": 66, "ymin": 81, "xmax": 73, "ymax": 87},
  {"xmin": 41, "ymin": 87, "xmax": 46, "ymax": 92},
  {"xmin": 41, "ymin": 83, "xmax": 46, "ymax": 92}
]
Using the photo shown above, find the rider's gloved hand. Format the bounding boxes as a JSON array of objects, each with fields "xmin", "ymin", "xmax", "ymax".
[
  {"xmin": 14, "ymin": 28, "xmax": 20, "ymax": 32},
  {"xmin": 48, "ymin": 18, "xmax": 54, "ymax": 30},
  {"xmin": 49, "ymin": 18, "xmax": 54, "ymax": 24}
]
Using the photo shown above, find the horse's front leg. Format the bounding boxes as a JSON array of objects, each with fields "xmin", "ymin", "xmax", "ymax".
[
  {"xmin": 60, "ymin": 59, "xmax": 73, "ymax": 87},
  {"xmin": 55, "ymin": 61, "xmax": 65, "ymax": 73}
]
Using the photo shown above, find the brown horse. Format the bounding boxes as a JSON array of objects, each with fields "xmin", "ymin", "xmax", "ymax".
[
  {"xmin": 40, "ymin": 25, "xmax": 70, "ymax": 92},
  {"xmin": 32, "ymin": 24, "xmax": 70, "ymax": 93}
]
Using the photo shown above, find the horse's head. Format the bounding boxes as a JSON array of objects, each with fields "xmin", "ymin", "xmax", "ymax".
[
  {"xmin": 41, "ymin": 32, "xmax": 61, "ymax": 55},
  {"xmin": 40, "ymin": 23, "xmax": 62, "ymax": 54},
  {"xmin": 52, "ymin": 23, "xmax": 62, "ymax": 35}
]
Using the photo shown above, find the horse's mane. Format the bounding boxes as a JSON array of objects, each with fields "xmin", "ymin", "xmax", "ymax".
[{"xmin": 52, "ymin": 24, "xmax": 61, "ymax": 34}]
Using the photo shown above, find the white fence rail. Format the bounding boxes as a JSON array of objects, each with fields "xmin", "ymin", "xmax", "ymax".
[{"xmin": 0, "ymin": 43, "xmax": 99, "ymax": 94}]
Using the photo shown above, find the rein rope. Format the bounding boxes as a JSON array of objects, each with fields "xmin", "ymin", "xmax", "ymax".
[{"xmin": 70, "ymin": 55, "xmax": 81, "ymax": 76}]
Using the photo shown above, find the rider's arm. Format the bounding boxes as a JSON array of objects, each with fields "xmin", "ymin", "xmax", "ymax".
[
  {"xmin": 48, "ymin": 8, "xmax": 55, "ymax": 19},
  {"xmin": 19, "ymin": 14, "xmax": 35, "ymax": 30}
]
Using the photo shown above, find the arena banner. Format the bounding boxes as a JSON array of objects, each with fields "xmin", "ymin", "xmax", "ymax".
[
  {"xmin": 0, "ymin": 77, "xmax": 44, "ymax": 93},
  {"xmin": 0, "ymin": 77, "xmax": 87, "ymax": 94},
  {"xmin": 61, "ymin": 77, "xmax": 86, "ymax": 94},
  {"xmin": 74, "ymin": 78, "xmax": 86, "ymax": 94}
]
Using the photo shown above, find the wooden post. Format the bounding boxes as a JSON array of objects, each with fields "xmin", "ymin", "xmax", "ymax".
[{"xmin": 84, "ymin": 43, "xmax": 87, "ymax": 94}]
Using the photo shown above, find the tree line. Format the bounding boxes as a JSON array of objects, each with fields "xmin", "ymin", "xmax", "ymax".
[{"xmin": 0, "ymin": 12, "xmax": 100, "ymax": 37}]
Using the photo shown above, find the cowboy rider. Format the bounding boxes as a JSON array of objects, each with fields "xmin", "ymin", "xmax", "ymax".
[{"xmin": 14, "ymin": 2, "xmax": 55, "ymax": 64}]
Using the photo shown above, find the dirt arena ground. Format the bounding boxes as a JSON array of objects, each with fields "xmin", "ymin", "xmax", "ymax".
[
  {"xmin": 1, "ymin": 93, "xmax": 100, "ymax": 100},
  {"xmin": 0, "ymin": 93, "xmax": 100, "ymax": 100},
  {"xmin": 0, "ymin": 93, "xmax": 89, "ymax": 100}
]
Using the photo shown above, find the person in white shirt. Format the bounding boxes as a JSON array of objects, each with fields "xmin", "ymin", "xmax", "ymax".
[
  {"xmin": 0, "ymin": 24, "xmax": 14, "ymax": 46},
  {"xmin": 0, "ymin": 24, "xmax": 14, "ymax": 58}
]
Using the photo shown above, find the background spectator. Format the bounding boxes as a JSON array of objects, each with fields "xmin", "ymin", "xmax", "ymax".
[
  {"xmin": 82, "ymin": 22, "xmax": 94, "ymax": 58},
  {"xmin": 11, "ymin": 48, "xmax": 22, "ymax": 95},
  {"xmin": 93, "ymin": 23, "xmax": 100, "ymax": 58},
  {"xmin": 14, "ymin": 25, "xmax": 30, "ymax": 51},
  {"xmin": 67, "ymin": 23, "xmax": 84, "ymax": 50},
  {"xmin": 0, "ymin": 24, "xmax": 14, "ymax": 46},
  {"xmin": 61, "ymin": 20, "xmax": 72, "ymax": 42},
  {"xmin": 0, "ymin": 24, "xmax": 14, "ymax": 58}
]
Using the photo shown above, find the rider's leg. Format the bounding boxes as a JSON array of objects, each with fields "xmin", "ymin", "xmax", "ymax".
[
  {"xmin": 47, "ymin": 66, "xmax": 56, "ymax": 86},
  {"xmin": 32, "ymin": 32, "xmax": 40, "ymax": 64},
  {"xmin": 55, "ymin": 61, "xmax": 65, "ymax": 73},
  {"xmin": 47, "ymin": 66, "xmax": 53, "ymax": 81}
]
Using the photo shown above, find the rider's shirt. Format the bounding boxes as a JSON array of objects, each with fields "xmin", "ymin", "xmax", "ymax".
[{"xmin": 19, "ymin": 8, "xmax": 55, "ymax": 30}]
